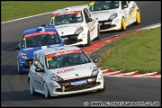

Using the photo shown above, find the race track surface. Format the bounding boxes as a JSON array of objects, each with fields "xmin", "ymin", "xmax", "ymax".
[{"xmin": 1, "ymin": 1, "xmax": 161, "ymax": 107}]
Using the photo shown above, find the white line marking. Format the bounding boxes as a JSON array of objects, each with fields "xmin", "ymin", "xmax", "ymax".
[{"xmin": 1, "ymin": 11, "xmax": 53, "ymax": 24}]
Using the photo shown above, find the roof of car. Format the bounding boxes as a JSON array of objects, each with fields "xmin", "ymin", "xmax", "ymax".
[
  {"xmin": 23, "ymin": 26, "xmax": 57, "ymax": 35},
  {"xmin": 52, "ymin": 4, "xmax": 89, "ymax": 14},
  {"xmin": 39, "ymin": 46, "xmax": 81, "ymax": 56}
]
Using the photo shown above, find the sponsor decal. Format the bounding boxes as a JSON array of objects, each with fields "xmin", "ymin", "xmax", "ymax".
[
  {"xmin": 51, "ymin": 16, "xmax": 55, "ymax": 19},
  {"xmin": 24, "ymin": 32, "xmax": 56, "ymax": 38},
  {"xmin": 46, "ymin": 49, "xmax": 82, "ymax": 58},
  {"xmin": 46, "ymin": 58, "xmax": 52, "ymax": 61},
  {"xmin": 89, "ymin": 2, "xmax": 95, "ymax": 6},
  {"xmin": 56, "ymin": 68, "xmax": 75, "ymax": 74},
  {"xmin": 52, "ymin": 11, "xmax": 82, "ymax": 17}
]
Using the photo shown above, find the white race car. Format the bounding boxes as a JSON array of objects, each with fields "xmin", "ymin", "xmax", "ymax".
[
  {"xmin": 28, "ymin": 46, "xmax": 105, "ymax": 98},
  {"xmin": 89, "ymin": 1, "xmax": 141, "ymax": 32},
  {"xmin": 48, "ymin": 5, "xmax": 100, "ymax": 46}
]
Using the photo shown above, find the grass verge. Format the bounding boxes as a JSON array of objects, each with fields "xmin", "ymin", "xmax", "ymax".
[
  {"xmin": 94, "ymin": 27, "xmax": 161, "ymax": 73},
  {"xmin": 1, "ymin": 1, "xmax": 89, "ymax": 22}
]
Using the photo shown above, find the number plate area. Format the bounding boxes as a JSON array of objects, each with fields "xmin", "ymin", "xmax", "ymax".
[{"xmin": 70, "ymin": 80, "xmax": 87, "ymax": 86}]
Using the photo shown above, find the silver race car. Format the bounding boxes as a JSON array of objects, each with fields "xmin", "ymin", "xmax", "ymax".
[{"xmin": 28, "ymin": 46, "xmax": 105, "ymax": 98}]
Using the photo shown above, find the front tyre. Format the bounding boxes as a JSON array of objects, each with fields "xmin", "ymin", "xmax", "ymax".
[
  {"xmin": 86, "ymin": 32, "xmax": 91, "ymax": 46},
  {"xmin": 121, "ymin": 17, "xmax": 126, "ymax": 31},
  {"xmin": 17, "ymin": 60, "xmax": 22, "ymax": 74},
  {"xmin": 96, "ymin": 84, "xmax": 105, "ymax": 92},
  {"xmin": 29, "ymin": 79, "xmax": 35, "ymax": 95},
  {"xmin": 44, "ymin": 82, "xmax": 50, "ymax": 99},
  {"xmin": 96, "ymin": 27, "xmax": 100, "ymax": 40}
]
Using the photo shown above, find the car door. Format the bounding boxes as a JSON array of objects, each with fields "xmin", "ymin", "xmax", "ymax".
[
  {"xmin": 32, "ymin": 53, "xmax": 45, "ymax": 92},
  {"xmin": 121, "ymin": 1, "xmax": 129, "ymax": 25},
  {"xmin": 83, "ymin": 8, "xmax": 96, "ymax": 40},
  {"xmin": 127, "ymin": 1, "xmax": 138, "ymax": 25}
]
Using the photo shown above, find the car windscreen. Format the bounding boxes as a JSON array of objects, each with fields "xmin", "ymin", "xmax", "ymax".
[
  {"xmin": 46, "ymin": 50, "xmax": 91, "ymax": 69},
  {"xmin": 48, "ymin": 11, "xmax": 83, "ymax": 26},
  {"xmin": 89, "ymin": 1, "xmax": 119, "ymax": 12},
  {"xmin": 22, "ymin": 32, "xmax": 61, "ymax": 48}
]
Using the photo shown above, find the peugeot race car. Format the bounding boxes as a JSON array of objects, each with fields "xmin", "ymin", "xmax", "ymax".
[
  {"xmin": 89, "ymin": 1, "xmax": 141, "ymax": 32},
  {"xmin": 28, "ymin": 46, "xmax": 105, "ymax": 98},
  {"xmin": 48, "ymin": 5, "xmax": 100, "ymax": 46},
  {"xmin": 15, "ymin": 26, "xmax": 64, "ymax": 74}
]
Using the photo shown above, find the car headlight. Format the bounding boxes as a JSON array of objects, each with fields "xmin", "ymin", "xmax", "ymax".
[
  {"xmin": 74, "ymin": 26, "xmax": 83, "ymax": 34},
  {"xmin": 91, "ymin": 67, "xmax": 99, "ymax": 76},
  {"xmin": 108, "ymin": 13, "xmax": 118, "ymax": 20},
  {"xmin": 21, "ymin": 53, "xmax": 30, "ymax": 60},
  {"xmin": 51, "ymin": 74, "xmax": 64, "ymax": 82}
]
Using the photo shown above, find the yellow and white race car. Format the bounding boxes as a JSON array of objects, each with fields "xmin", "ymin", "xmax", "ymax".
[{"xmin": 89, "ymin": 1, "xmax": 141, "ymax": 32}]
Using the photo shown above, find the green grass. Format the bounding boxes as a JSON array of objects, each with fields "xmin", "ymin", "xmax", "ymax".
[
  {"xmin": 98, "ymin": 27, "xmax": 161, "ymax": 73},
  {"xmin": 1, "ymin": 1, "xmax": 89, "ymax": 22}
]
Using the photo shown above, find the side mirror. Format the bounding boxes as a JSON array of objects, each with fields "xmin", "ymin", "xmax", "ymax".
[
  {"xmin": 35, "ymin": 68, "xmax": 44, "ymax": 72},
  {"xmin": 87, "ymin": 18, "xmax": 93, "ymax": 23},
  {"xmin": 124, "ymin": 4, "xmax": 128, "ymax": 8},
  {"xmin": 93, "ymin": 58, "xmax": 99, "ymax": 63},
  {"xmin": 41, "ymin": 24, "xmax": 46, "ymax": 26},
  {"xmin": 14, "ymin": 44, "xmax": 20, "ymax": 50},
  {"xmin": 34, "ymin": 61, "xmax": 38, "ymax": 66},
  {"xmin": 62, "ymin": 39, "xmax": 69, "ymax": 45}
]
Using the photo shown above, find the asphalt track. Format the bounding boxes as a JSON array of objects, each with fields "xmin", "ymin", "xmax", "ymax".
[{"xmin": 1, "ymin": 1, "xmax": 161, "ymax": 107}]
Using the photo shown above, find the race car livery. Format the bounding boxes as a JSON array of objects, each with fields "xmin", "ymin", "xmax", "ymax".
[
  {"xmin": 15, "ymin": 26, "xmax": 64, "ymax": 74},
  {"xmin": 48, "ymin": 5, "xmax": 100, "ymax": 46},
  {"xmin": 28, "ymin": 46, "xmax": 105, "ymax": 98},
  {"xmin": 89, "ymin": 1, "xmax": 141, "ymax": 32}
]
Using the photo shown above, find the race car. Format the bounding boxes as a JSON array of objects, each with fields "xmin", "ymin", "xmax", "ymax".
[
  {"xmin": 48, "ymin": 5, "xmax": 100, "ymax": 46},
  {"xmin": 28, "ymin": 46, "xmax": 105, "ymax": 98},
  {"xmin": 15, "ymin": 26, "xmax": 64, "ymax": 74},
  {"xmin": 88, "ymin": 1, "xmax": 141, "ymax": 32}
]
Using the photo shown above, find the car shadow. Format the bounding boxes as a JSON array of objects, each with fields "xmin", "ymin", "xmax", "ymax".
[
  {"xmin": 1, "ymin": 41, "xmax": 20, "ymax": 52},
  {"xmin": 1, "ymin": 89, "xmax": 99, "ymax": 102},
  {"xmin": 1, "ymin": 65, "xmax": 29, "ymax": 75}
]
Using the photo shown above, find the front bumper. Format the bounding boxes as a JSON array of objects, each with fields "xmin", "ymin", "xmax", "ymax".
[
  {"xmin": 18, "ymin": 59, "xmax": 33, "ymax": 73},
  {"xmin": 48, "ymin": 75, "xmax": 104, "ymax": 97},
  {"xmin": 99, "ymin": 18, "xmax": 121, "ymax": 32},
  {"xmin": 61, "ymin": 32, "xmax": 87, "ymax": 46}
]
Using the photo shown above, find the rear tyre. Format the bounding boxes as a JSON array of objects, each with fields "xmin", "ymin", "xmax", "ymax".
[{"xmin": 134, "ymin": 10, "xmax": 141, "ymax": 25}]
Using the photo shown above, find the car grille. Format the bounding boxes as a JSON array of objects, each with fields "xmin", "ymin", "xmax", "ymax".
[
  {"xmin": 55, "ymin": 82, "xmax": 101, "ymax": 92},
  {"xmin": 62, "ymin": 34, "xmax": 81, "ymax": 44},
  {"xmin": 99, "ymin": 20, "xmax": 116, "ymax": 30},
  {"xmin": 55, "ymin": 76, "xmax": 100, "ymax": 92}
]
